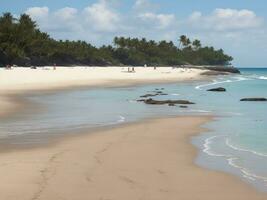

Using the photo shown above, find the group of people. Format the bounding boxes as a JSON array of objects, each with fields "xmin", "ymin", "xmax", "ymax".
[
  {"xmin": 127, "ymin": 67, "xmax": 135, "ymax": 73},
  {"xmin": 126, "ymin": 65, "xmax": 158, "ymax": 73}
]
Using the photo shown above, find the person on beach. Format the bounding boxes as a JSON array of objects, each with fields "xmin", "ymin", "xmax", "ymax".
[
  {"xmin": 5, "ymin": 64, "xmax": 11, "ymax": 70},
  {"xmin": 53, "ymin": 63, "xmax": 57, "ymax": 70}
]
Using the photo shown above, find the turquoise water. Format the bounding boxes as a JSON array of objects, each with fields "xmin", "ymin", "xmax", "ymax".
[{"xmin": 0, "ymin": 68, "xmax": 266, "ymax": 191}]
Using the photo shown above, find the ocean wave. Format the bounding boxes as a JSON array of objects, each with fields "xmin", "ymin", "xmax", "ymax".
[
  {"xmin": 195, "ymin": 75, "xmax": 252, "ymax": 90},
  {"xmin": 128, "ymin": 100, "xmax": 138, "ymax": 103},
  {"xmin": 203, "ymin": 135, "xmax": 231, "ymax": 157},
  {"xmin": 118, "ymin": 115, "xmax": 126, "ymax": 123},
  {"xmin": 171, "ymin": 93, "xmax": 180, "ymax": 96},
  {"xmin": 195, "ymin": 79, "xmax": 232, "ymax": 90},
  {"xmin": 227, "ymin": 157, "xmax": 267, "ymax": 183},
  {"xmin": 223, "ymin": 112, "xmax": 243, "ymax": 116},
  {"xmin": 203, "ymin": 135, "xmax": 267, "ymax": 185},
  {"xmin": 232, "ymin": 76, "xmax": 252, "ymax": 81},
  {"xmin": 225, "ymin": 138, "xmax": 267, "ymax": 157},
  {"xmin": 189, "ymin": 109, "xmax": 212, "ymax": 113},
  {"xmin": 244, "ymin": 74, "xmax": 267, "ymax": 80}
]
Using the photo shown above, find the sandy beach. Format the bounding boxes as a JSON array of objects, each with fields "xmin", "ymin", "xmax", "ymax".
[
  {"xmin": 0, "ymin": 66, "xmax": 207, "ymax": 117},
  {"xmin": 0, "ymin": 116, "xmax": 266, "ymax": 200},
  {"xmin": 0, "ymin": 66, "xmax": 266, "ymax": 200},
  {"xmin": 0, "ymin": 66, "xmax": 206, "ymax": 92}
]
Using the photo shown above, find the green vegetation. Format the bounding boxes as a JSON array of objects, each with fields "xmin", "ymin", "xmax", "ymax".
[{"xmin": 0, "ymin": 13, "xmax": 233, "ymax": 67}]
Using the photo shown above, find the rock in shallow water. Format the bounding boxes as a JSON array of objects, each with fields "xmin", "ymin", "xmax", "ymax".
[
  {"xmin": 143, "ymin": 98, "xmax": 195, "ymax": 105},
  {"xmin": 207, "ymin": 87, "xmax": 226, "ymax": 92},
  {"xmin": 240, "ymin": 98, "xmax": 267, "ymax": 102}
]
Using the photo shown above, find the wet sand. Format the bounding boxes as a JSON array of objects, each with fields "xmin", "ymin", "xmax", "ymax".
[{"xmin": 0, "ymin": 116, "xmax": 266, "ymax": 200}]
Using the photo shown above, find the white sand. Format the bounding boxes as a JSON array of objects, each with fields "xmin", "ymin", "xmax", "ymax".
[{"xmin": 0, "ymin": 66, "xmax": 205, "ymax": 92}]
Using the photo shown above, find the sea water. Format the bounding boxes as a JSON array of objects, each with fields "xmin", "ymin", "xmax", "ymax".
[{"xmin": 0, "ymin": 68, "xmax": 266, "ymax": 191}]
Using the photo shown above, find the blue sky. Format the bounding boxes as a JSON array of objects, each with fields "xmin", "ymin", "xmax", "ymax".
[{"xmin": 1, "ymin": 0, "xmax": 267, "ymax": 67}]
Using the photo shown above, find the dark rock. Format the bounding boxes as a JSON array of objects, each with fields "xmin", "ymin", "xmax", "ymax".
[
  {"xmin": 204, "ymin": 66, "xmax": 240, "ymax": 74},
  {"xmin": 180, "ymin": 105, "xmax": 188, "ymax": 108},
  {"xmin": 156, "ymin": 91, "xmax": 163, "ymax": 94},
  {"xmin": 240, "ymin": 98, "xmax": 267, "ymax": 102},
  {"xmin": 140, "ymin": 94, "xmax": 158, "ymax": 98},
  {"xmin": 168, "ymin": 103, "xmax": 176, "ymax": 106},
  {"xmin": 144, "ymin": 98, "xmax": 195, "ymax": 105},
  {"xmin": 137, "ymin": 99, "xmax": 146, "ymax": 102},
  {"xmin": 207, "ymin": 87, "xmax": 226, "ymax": 92},
  {"xmin": 201, "ymin": 71, "xmax": 230, "ymax": 76}
]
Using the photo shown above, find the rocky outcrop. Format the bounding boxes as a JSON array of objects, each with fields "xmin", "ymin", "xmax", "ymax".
[
  {"xmin": 143, "ymin": 98, "xmax": 195, "ymax": 105},
  {"xmin": 207, "ymin": 87, "xmax": 226, "ymax": 92},
  {"xmin": 204, "ymin": 66, "xmax": 240, "ymax": 74},
  {"xmin": 140, "ymin": 91, "xmax": 168, "ymax": 98},
  {"xmin": 140, "ymin": 94, "xmax": 158, "ymax": 98},
  {"xmin": 201, "ymin": 71, "xmax": 230, "ymax": 76},
  {"xmin": 240, "ymin": 98, "xmax": 267, "ymax": 102}
]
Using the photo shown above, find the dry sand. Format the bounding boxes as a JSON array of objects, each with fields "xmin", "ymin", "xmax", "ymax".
[
  {"xmin": 0, "ymin": 66, "xmax": 205, "ymax": 92},
  {"xmin": 0, "ymin": 116, "xmax": 266, "ymax": 200}
]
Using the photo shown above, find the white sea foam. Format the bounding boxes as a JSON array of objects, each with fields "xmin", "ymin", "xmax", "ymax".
[
  {"xmin": 203, "ymin": 135, "xmax": 231, "ymax": 157},
  {"xmin": 227, "ymin": 157, "xmax": 267, "ymax": 183},
  {"xmin": 223, "ymin": 112, "xmax": 243, "ymax": 116},
  {"xmin": 225, "ymin": 138, "xmax": 267, "ymax": 157},
  {"xmin": 203, "ymin": 136, "xmax": 267, "ymax": 185},
  {"xmin": 232, "ymin": 76, "xmax": 252, "ymax": 81},
  {"xmin": 118, "ymin": 115, "xmax": 126, "ymax": 123},
  {"xmin": 190, "ymin": 109, "xmax": 212, "ymax": 113},
  {"xmin": 195, "ymin": 75, "xmax": 251, "ymax": 90},
  {"xmin": 195, "ymin": 79, "xmax": 232, "ymax": 90},
  {"xmin": 171, "ymin": 93, "xmax": 180, "ymax": 96},
  {"xmin": 258, "ymin": 76, "xmax": 267, "ymax": 80}
]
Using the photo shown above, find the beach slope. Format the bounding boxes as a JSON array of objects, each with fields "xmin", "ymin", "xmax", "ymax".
[{"xmin": 0, "ymin": 116, "xmax": 266, "ymax": 200}]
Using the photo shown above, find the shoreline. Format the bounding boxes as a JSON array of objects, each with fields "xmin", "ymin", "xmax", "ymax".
[
  {"xmin": 0, "ymin": 66, "xmax": 209, "ymax": 119},
  {"xmin": 0, "ymin": 116, "xmax": 266, "ymax": 200},
  {"xmin": 0, "ymin": 67, "xmax": 265, "ymax": 199}
]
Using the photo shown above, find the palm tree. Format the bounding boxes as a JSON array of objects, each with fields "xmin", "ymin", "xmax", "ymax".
[
  {"xmin": 185, "ymin": 38, "xmax": 191, "ymax": 47},
  {"xmin": 192, "ymin": 39, "xmax": 201, "ymax": 50},
  {"xmin": 179, "ymin": 35, "xmax": 187, "ymax": 49}
]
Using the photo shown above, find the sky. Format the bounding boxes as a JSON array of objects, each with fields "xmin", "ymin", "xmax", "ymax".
[{"xmin": 1, "ymin": 0, "xmax": 267, "ymax": 67}]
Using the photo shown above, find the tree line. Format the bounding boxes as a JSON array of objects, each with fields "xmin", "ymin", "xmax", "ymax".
[{"xmin": 0, "ymin": 12, "xmax": 233, "ymax": 67}]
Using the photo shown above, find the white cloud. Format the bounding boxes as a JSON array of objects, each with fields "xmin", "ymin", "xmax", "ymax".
[
  {"xmin": 138, "ymin": 12, "xmax": 175, "ymax": 29},
  {"xmin": 134, "ymin": 0, "xmax": 157, "ymax": 12},
  {"xmin": 54, "ymin": 7, "xmax": 77, "ymax": 21},
  {"xmin": 188, "ymin": 8, "xmax": 264, "ymax": 31},
  {"xmin": 83, "ymin": 0, "xmax": 120, "ymax": 32},
  {"xmin": 22, "ymin": 3, "xmax": 267, "ymax": 66},
  {"xmin": 25, "ymin": 7, "xmax": 49, "ymax": 20}
]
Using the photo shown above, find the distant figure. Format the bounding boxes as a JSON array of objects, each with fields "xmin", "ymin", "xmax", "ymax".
[
  {"xmin": 6, "ymin": 64, "xmax": 11, "ymax": 70},
  {"xmin": 128, "ymin": 67, "xmax": 130, "ymax": 72},
  {"xmin": 53, "ymin": 63, "xmax": 57, "ymax": 70},
  {"xmin": 132, "ymin": 67, "xmax": 135, "ymax": 72},
  {"xmin": 154, "ymin": 66, "xmax": 157, "ymax": 70},
  {"xmin": 144, "ymin": 64, "xmax": 147, "ymax": 68}
]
